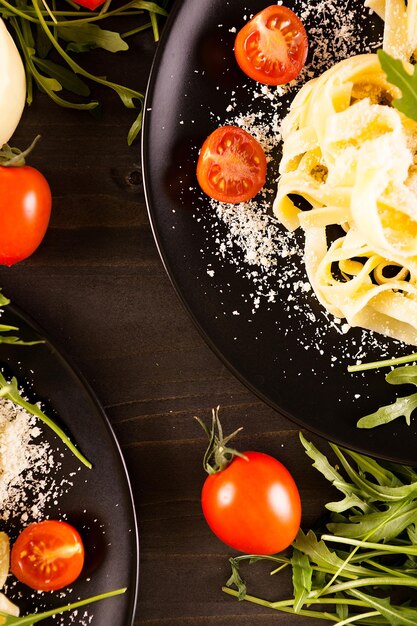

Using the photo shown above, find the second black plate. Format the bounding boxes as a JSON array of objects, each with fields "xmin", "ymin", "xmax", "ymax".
[{"xmin": 0, "ymin": 304, "xmax": 138, "ymax": 625}]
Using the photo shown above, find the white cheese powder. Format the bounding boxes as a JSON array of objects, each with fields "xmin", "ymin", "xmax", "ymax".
[{"xmin": 0, "ymin": 397, "xmax": 60, "ymax": 523}]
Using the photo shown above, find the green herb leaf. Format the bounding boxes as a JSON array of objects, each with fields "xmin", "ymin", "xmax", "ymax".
[
  {"xmin": 299, "ymin": 433, "xmax": 369, "ymax": 512},
  {"xmin": 327, "ymin": 500, "xmax": 417, "ymax": 542},
  {"xmin": 349, "ymin": 589, "xmax": 416, "ymax": 626},
  {"xmin": 58, "ymin": 23, "xmax": 129, "ymax": 53},
  {"xmin": 378, "ymin": 49, "xmax": 417, "ymax": 122},
  {"xmin": 291, "ymin": 548, "xmax": 312, "ymax": 613},
  {"xmin": 386, "ymin": 364, "xmax": 417, "ymax": 386},
  {"xmin": 225, "ymin": 557, "xmax": 247, "ymax": 601},
  {"xmin": 293, "ymin": 530, "xmax": 371, "ymax": 578},
  {"xmin": 33, "ymin": 56, "xmax": 91, "ymax": 96},
  {"xmin": 356, "ymin": 364, "xmax": 417, "ymax": 429}
]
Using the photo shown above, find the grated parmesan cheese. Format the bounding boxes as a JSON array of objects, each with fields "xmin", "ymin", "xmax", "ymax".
[{"xmin": 0, "ymin": 397, "xmax": 59, "ymax": 523}]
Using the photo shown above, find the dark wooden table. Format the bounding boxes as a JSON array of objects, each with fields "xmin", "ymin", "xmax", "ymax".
[{"xmin": 0, "ymin": 12, "xmax": 335, "ymax": 626}]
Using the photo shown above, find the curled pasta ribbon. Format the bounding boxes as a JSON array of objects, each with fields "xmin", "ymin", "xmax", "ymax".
[
  {"xmin": 365, "ymin": 0, "xmax": 417, "ymax": 62},
  {"xmin": 274, "ymin": 53, "xmax": 417, "ymax": 345}
]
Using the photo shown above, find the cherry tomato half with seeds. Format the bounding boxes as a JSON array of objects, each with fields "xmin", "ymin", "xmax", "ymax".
[
  {"xmin": 196, "ymin": 125, "xmax": 267, "ymax": 204},
  {"xmin": 11, "ymin": 520, "xmax": 85, "ymax": 591},
  {"xmin": 202, "ymin": 451, "xmax": 301, "ymax": 554},
  {"xmin": 0, "ymin": 165, "xmax": 52, "ymax": 266},
  {"xmin": 234, "ymin": 5, "xmax": 308, "ymax": 86}
]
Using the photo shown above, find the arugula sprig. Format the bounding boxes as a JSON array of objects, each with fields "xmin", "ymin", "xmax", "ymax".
[
  {"xmin": 224, "ymin": 434, "xmax": 417, "ymax": 624},
  {"xmin": 0, "ymin": 372, "xmax": 92, "ymax": 469},
  {"xmin": 0, "ymin": 587, "xmax": 126, "ymax": 625},
  {"xmin": 356, "ymin": 365, "xmax": 417, "ymax": 429},
  {"xmin": 0, "ymin": 0, "xmax": 168, "ymax": 144}
]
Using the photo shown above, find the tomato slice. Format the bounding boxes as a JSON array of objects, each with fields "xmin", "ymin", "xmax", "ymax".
[
  {"xmin": 196, "ymin": 125, "xmax": 267, "ymax": 203},
  {"xmin": 234, "ymin": 5, "xmax": 308, "ymax": 85},
  {"xmin": 11, "ymin": 520, "xmax": 85, "ymax": 591}
]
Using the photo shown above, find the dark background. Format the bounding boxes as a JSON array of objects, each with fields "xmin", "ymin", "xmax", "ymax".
[{"xmin": 0, "ymin": 8, "xmax": 335, "ymax": 625}]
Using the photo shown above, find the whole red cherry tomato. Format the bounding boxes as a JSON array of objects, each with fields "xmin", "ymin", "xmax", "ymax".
[
  {"xmin": 197, "ymin": 125, "xmax": 267, "ymax": 204},
  {"xmin": 11, "ymin": 520, "xmax": 85, "ymax": 591},
  {"xmin": 197, "ymin": 410, "xmax": 301, "ymax": 554},
  {"xmin": 234, "ymin": 5, "xmax": 308, "ymax": 85},
  {"xmin": 0, "ymin": 165, "xmax": 51, "ymax": 266},
  {"xmin": 72, "ymin": 0, "xmax": 106, "ymax": 9}
]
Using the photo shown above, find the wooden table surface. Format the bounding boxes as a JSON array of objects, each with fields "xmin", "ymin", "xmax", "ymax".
[{"xmin": 0, "ymin": 7, "xmax": 336, "ymax": 626}]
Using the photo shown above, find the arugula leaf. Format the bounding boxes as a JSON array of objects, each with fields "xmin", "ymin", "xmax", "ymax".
[
  {"xmin": 33, "ymin": 57, "xmax": 91, "ymax": 96},
  {"xmin": 291, "ymin": 548, "xmax": 312, "ymax": 613},
  {"xmin": 378, "ymin": 49, "xmax": 417, "ymax": 122},
  {"xmin": 226, "ymin": 557, "xmax": 247, "ymax": 601},
  {"xmin": 293, "ymin": 529, "xmax": 372, "ymax": 578},
  {"xmin": 357, "ymin": 365, "xmax": 417, "ymax": 429},
  {"xmin": 348, "ymin": 589, "xmax": 416, "ymax": 626},
  {"xmin": 57, "ymin": 23, "xmax": 129, "ymax": 54},
  {"xmin": 299, "ymin": 433, "xmax": 369, "ymax": 512},
  {"xmin": 327, "ymin": 500, "xmax": 417, "ymax": 542}
]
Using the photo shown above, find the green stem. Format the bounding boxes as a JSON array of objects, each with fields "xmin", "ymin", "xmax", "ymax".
[
  {"xmin": 348, "ymin": 353, "xmax": 417, "ymax": 372},
  {"xmin": 321, "ymin": 534, "xmax": 417, "ymax": 556},
  {"xmin": 223, "ymin": 587, "xmax": 386, "ymax": 624},
  {"xmin": 1, "ymin": 588, "xmax": 126, "ymax": 625},
  {"xmin": 0, "ymin": 372, "xmax": 92, "ymax": 469},
  {"xmin": 334, "ymin": 611, "xmax": 381, "ymax": 626}
]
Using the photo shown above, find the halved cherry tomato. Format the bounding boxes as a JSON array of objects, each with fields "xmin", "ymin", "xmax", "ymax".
[
  {"xmin": 202, "ymin": 451, "xmax": 301, "ymax": 554},
  {"xmin": 196, "ymin": 125, "xmax": 267, "ymax": 204},
  {"xmin": 11, "ymin": 520, "xmax": 85, "ymax": 591},
  {"xmin": 234, "ymin": 5, "xmax": 308, "ymax": 85}
]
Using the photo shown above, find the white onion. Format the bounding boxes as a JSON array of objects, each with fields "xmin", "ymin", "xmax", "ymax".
[{"xmin": 0, "ymin": 18, "xmax": 26, "ymax": 148}]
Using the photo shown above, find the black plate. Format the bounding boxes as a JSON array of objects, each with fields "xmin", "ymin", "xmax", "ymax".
[
  {"xmin": 142, "ymin": 0, "xmax": 417, "ymax": 465},
  {"xmin": 0, "ymin": 304, "xmax": 138, "ymax": 624}
]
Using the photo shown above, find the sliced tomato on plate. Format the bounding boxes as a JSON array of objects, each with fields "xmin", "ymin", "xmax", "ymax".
[
  {"xmin": 234, "ymin": 5, "xmax": 308, "ymax": 85},
  {"xmin": 196, "ymin": 125, "xmax": 267, "ymax": 204},
  {"xmin": 11, "ymin": 520, "xmax": 85, "ymax": 591}
]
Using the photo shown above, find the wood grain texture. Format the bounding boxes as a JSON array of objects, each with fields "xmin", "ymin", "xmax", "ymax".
[{"xmin": 0, "ymin": 17, "xmax": 333, "ymax": 626}]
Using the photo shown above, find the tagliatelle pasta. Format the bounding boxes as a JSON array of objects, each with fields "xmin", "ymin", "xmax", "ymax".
[
  {"xmin": 365, "ymin": 0, "xmax": 417, "ymax": 61},
  {"xmin": 273, "ymin": 53, "xmax": 417, "ymax": 344}
]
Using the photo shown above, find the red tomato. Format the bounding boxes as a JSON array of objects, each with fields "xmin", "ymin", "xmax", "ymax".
[
  {"xmin": 0, "ymin": 165, "xmax": 51, "ymax": 266},
  {"xmin": 196, "ymin": 125, "xmax": 267, "ymax": 203},
  {"xmin": 201, "ymin": 451, "xmax": 301, "ymax": 554},
  {"xmin": 11, "ymin": 520, "xmax": 85, "ymax": 591},
  {"xmin": 72, "ymin": 0, "xmax": 106, "ymax": 9},
  {"xmin": 234, "ymin": 5, "xmax": 308, "ymax": 85}
]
